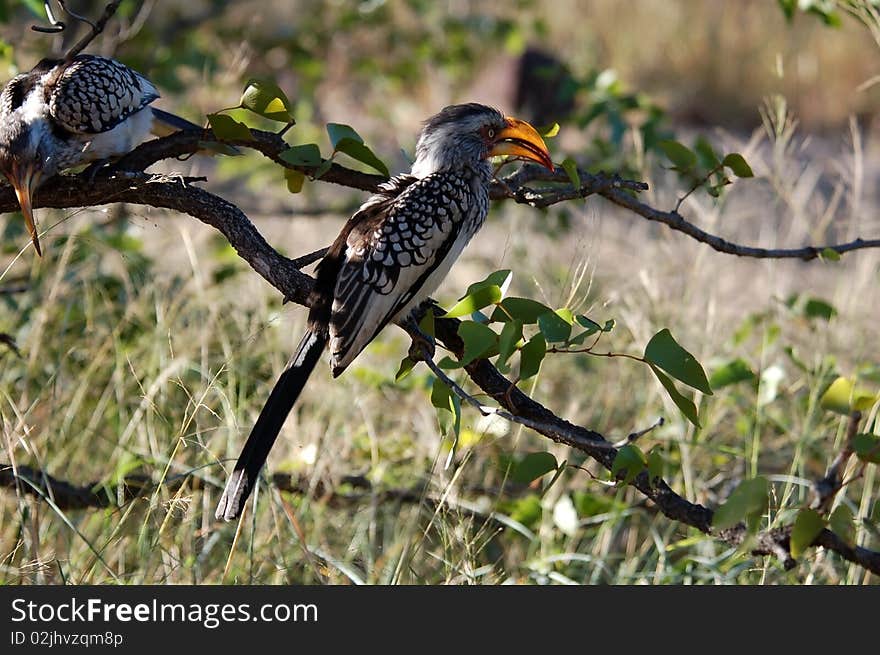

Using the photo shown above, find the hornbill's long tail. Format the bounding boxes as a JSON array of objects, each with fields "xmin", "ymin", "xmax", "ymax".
[{"xmin": 215, "ymin": 329, "xmax": 326, "ymax": 521}]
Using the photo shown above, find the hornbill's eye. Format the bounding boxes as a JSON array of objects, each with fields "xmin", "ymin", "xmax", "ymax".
[{"xmin": 487, "ymin": 127, "xmax": 495, "ymax": 138}]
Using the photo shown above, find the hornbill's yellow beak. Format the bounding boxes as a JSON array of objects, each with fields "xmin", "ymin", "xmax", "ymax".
[
  {"xmin": 7, "ymin": 162, "xmax": 43, "ymax": 256},
  {"xmin": 489, "ymin": 117, "xmax": 554, "ymax": 171}
]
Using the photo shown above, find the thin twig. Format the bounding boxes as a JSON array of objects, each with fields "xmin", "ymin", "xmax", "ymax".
[
  {"xmin": 31, "ymin": 1, "xmax": 66, "ymax": 33},
  {"xmin": 64, "ymin": 0, "xmax": 124, "ymax": 60},
  {"xmin": 674, "ymin": 163, "xmax": 726, "ymax": 212},
  {"xmin": 612, "ymin": 417, "xmax": 665, "ymax": 448},
  {"xmin": 812, "ymin": 411, "xmax": 862, "ymax": 511}
]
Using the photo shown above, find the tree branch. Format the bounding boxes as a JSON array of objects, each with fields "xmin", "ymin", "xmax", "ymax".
[{"xmin": 9, "ymin": 127, "xmax": 872, "ymax": 262}]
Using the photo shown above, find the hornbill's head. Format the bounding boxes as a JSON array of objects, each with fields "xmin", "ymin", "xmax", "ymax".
[
  {"xmin": 411, "ymin": 103, "xmax": 553, "ymax": 178},
  {"xmin": 0, "ymin": 76, "xmax": 60, "ymax": 257},
  {"xmin": 0, "ymin": 124, "xmax": 57, "ymax": 257}
]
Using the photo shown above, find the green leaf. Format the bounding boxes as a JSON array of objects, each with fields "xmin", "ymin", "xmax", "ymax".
[
  {"xmin": 279, "ymin": 144, "xmax": 323, "ymax": 167},
  {"xmin": 457, "ymin": 321, "xmax": 498, "ymax": 366},
  {"xmin": 820, "ymin": 247, "xmax": 841, "ymax": 262},
  {"xmin": 537, "ymin": 311, "xmax": 572, "ymax": 343},
  {"xmin": 418, "ymin": 310, "xmax": 435, "ymax": 338},
  {"xmin": 334, "ymin": 139, "xmax": 390, "ymax": 177},
  {"xmin": 22, "ymin": 0, "xmax": 49, "ymax": 18},
  {"xmin": 804, "ymin": 297, "xmax": 837, "ymax": 321},
  {"xmin": 207, "ymin": 113, "xmax": 253, "ymax": 141},
  {"xmin": 853, "ymin": 433, "xmax": 880, "ymax": 464},
  {"xmin": 395, "ymin": 356, "xmax": 416, "ymax": 381},
  {"xmin": 790, "ymin": 508, "xmax": 826, "ymax": 559},
  {"xmin": 431, "ymin": 377, "xmax": 454, "ymax": 413},
  {"xmin": 778, "ymin": 0, "xmax": 796, "ymax": 20},
  {"xmin": 567, "ymin": 329, "xmax": 596, "ymax": 347},
  {"xmin": 491, "ymin": 297, "xmax": 554, "ymax": 324},
  {"xmin": 644, "ymin": 329, "xmax": 713, "ymax": 395},
  {"xmin": 817, "ymin": 377, "xmax": 875, "ymax": 415},
  {"xmin": 828, "ymin": 505, "xmax": 855, "ymax": 548},
  {"xmin": 540, "ymin": 123, "xmax": 560, "ymax": 138},
  {"xmin": 659, "ymin": 139, "xmax": 697, "ymax": 170},
  {"xmin": 313, "ymin": 159, "xmax": 333, "ymax": 179},
  {"xmin": 437, "ymin": 356, "xmax": 459, "ymax": 370},
  {"xmin": 709, "ymin": 358, "xmax": 756, "ymax": 389},
  {"xmin": 561, "ymin": 157, "xmax": 580, "ymax": 188},
  {"xmin": 712, "ymin": 477, "xmax": 769, "ymax": 531},
  {"xmin": 431, "ymin": 377, "xmax": 460, "ymax": 438},
  {"xmin": 820, "ymin": 377, "xmax": 853, "ymax": 415},
  {"xmin": 518, "ymin": 333, "xmax": 546, "ymax": 380},
  {"xmin": 284, "ymin": 169, "xmax": 305, "ymax": 194},
  {"xmin": 240, "ymin": 78, "xmax": 294, "ymax": 122},
  {"xmin": 326, "ymin": 124, "xmax": 389, "ymax": 176},
  {"xmin": 554, "ymin": 308, "xmax": 574, "ymax": 324},
  {"xmin": 509, "ymin": 494, "xmax": 542, "ymax": 527},
  {"xmin": 785, "ymin": 293, "xmax": 837, "ymax": 322},
  {"xmin": 466, "ymin": 269, "xmax": 512, "ymax": 296},
  {"xmin": 574, "ymin": 315, "xmax": 602, "ymax": 334},
  {"xmin": 647, "ymin": 449, "xmax": 664, "ymax": 482},
  {"xmin": 443, "ymin": 285, "xmax": 503, "ymax": 318},
  {"xmin": 694, "ymin": 135, "xmax": 721, "ymax": 169},
  {"xmin": 722, "ymin": 153, "xmax": 754, "ymax": 178},
  {"xmin": 650, "ymin": 365, "xmax": 701, "ymax": 427},
  {"xmin": 612, "ymin": 445, "xmax": 647, "ymax": 485},
  {"xmin": 326, "ymin": 123, "xmax": 365, "ymax": 148},
  {"xmin": 496, "ymin": 319, "xmax": 523, "ymax": 371},
  {"xmin": 852, "ymin": 389, "xmax": 879, "ymax": 412},
  {"xmin": 510, "ymin": 452, "xmax": 558, "ymax": 484}
]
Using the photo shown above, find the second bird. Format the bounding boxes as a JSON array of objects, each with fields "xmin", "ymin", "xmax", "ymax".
[
  {"xmin": 216, "ymin": 103, "xmax": 554, "ymax": 521},
  {"xmin": 0, "ymin": 54, "xmax": 205, "ymax": 255}
]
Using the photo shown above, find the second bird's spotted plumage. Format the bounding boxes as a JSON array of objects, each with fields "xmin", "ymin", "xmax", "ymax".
[
  {"xmin": 46, "ymin": 55, "xmax": 158, "ymax": 134},
  {"xmin": 216, "ymin": 103, "xmax": 554, "ymax": 521}
]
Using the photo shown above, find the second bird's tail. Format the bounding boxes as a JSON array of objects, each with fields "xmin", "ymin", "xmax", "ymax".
[{"xmin": 215, "ymin": 329, "xmax": 327, "ymax": 521}]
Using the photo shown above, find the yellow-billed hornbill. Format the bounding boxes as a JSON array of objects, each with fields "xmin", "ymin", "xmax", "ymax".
[
  {"xmin": 0, "ymin": 54, "xmax": 205, "ymax": 255},
  {"xmin": 216, "ymin": 103, "xmax": 554, "ymax": 521}
]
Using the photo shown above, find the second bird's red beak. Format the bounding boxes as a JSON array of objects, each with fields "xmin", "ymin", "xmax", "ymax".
[{"xmin": 488, "ymin": 117, "xmax": 554, "ymax": 171}]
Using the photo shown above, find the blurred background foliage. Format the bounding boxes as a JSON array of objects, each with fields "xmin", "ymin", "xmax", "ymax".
[
  {"xmin": 1, "ymin": 0, "xmax": 878, "ymax": 177},
  {"xmin": 0, "ymin": 1, "xmax": 878, "ymax": 585}
]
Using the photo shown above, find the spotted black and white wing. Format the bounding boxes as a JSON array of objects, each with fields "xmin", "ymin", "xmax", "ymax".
[
  {"xmin": 328, "ymin": 170, "xmax": 485, "ymax": 375},
  {"xmin": 48, "ymin": 55, "xmax": 159, "ymax": 134}
]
